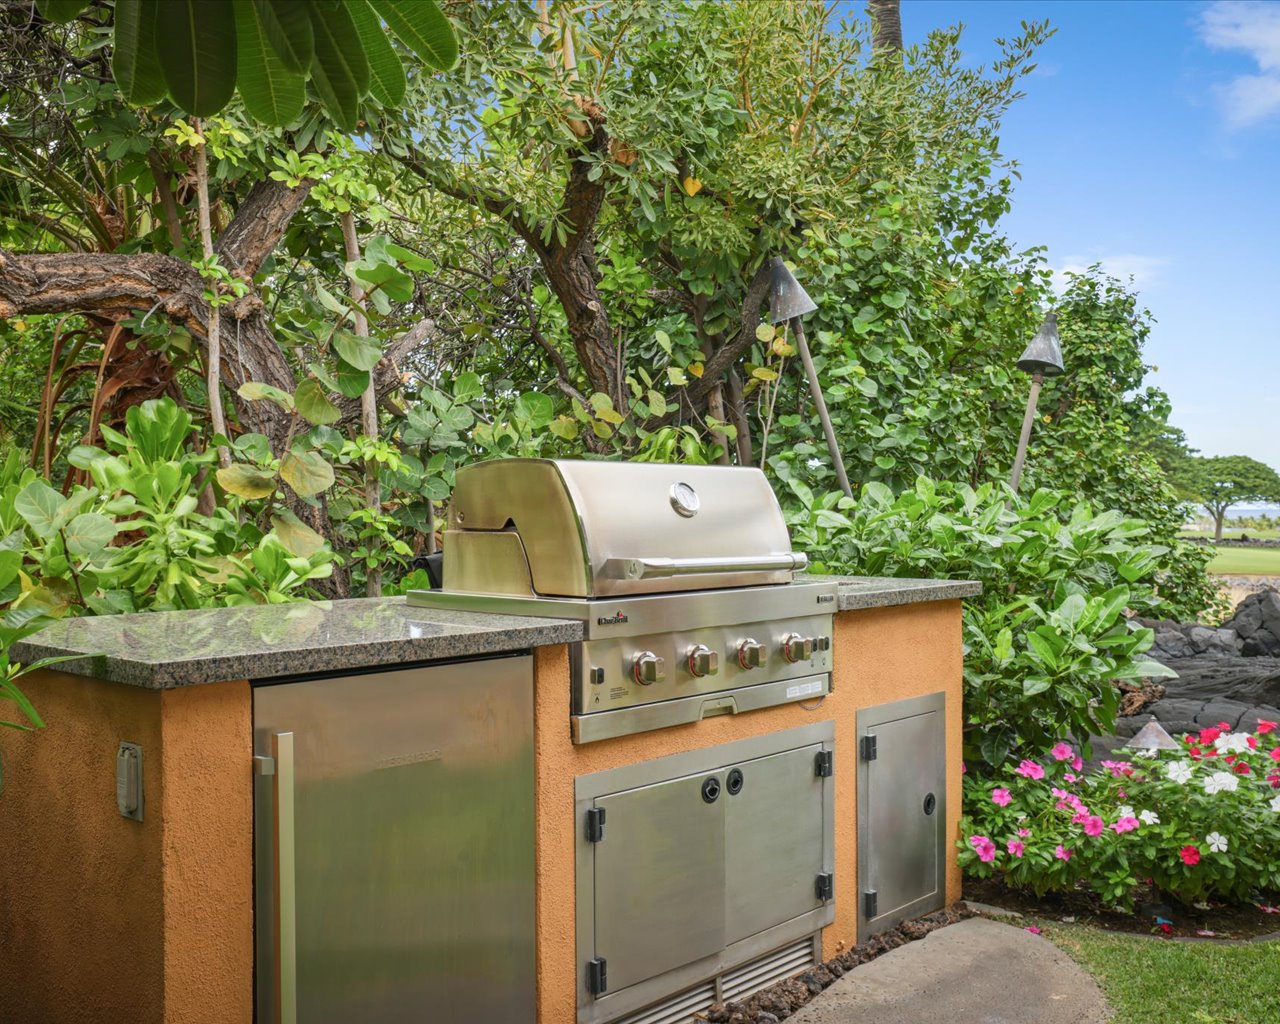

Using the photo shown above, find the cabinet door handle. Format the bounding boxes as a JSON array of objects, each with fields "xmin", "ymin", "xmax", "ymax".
[{"xmin": 271, "ymin": 731, "xmax": 297, "ymax": 1024}]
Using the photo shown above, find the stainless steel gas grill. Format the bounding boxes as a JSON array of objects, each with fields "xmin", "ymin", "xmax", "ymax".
[{"xmin": 408, "ymin": 459, "xmax": 837, "ymax": 743}]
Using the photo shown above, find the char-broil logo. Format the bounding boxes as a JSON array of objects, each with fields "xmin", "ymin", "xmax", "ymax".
[
  {"xmin": 597, "ymin": 610, "xmax": 629, "ymax": 625},
  {"xmin": 817, "ymin": 594, "xmax": 835, "ymax": 604}
]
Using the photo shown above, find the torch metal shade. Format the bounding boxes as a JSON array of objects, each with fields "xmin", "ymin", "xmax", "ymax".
[
  {"xmin": 1125, "ymin": 717, "xmax": 1182, "ymax": 752},
  {"xmin": 768, "ymin": 257, "xmax": 818, "ymax": 325},
  {"xmin": 1016, "ymin": 313, "xmax": 1064, "ymax": 376}
]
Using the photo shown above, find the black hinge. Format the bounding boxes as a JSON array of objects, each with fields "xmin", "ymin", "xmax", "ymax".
[
  {"xmin": 814, "ymin": 750, "xmax": 834, "ymax": 778},
  {"xmin": 860, "ymin": 734, "xmax": 878, "ymax": 762},
  {"xmin": 585, "ymin": 807, "xmax": 607, "ymax": 843},
  {"xmin": 864, "ymin": 889, "xmax": 878, "ymax": 919},
  {"xmin": 815, "ymin": 872, "xmax": 834, "ymax": 901},
  {"xmin": 587, "ymin": 957, "xmax": 608, "ymax": 996}
]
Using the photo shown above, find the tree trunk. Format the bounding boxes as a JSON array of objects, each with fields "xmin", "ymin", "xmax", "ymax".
[
  {"xmin": 193, "ymin": 123, "xmax": 230, "ymax": 468},
  {"xmin": 868, "ymin": 0, "xmax": 903, "ymax": 54},
  {"xmin": 1213, "ymin": 507, "xmax": 1226, "ymax": 542}
]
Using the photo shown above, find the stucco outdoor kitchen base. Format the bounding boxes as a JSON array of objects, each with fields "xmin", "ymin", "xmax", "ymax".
[{"xmin": 1, "ymin": 579, "xmax": 974, "ymax": 1023}]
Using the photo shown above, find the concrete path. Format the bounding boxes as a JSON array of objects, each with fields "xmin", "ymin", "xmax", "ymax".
[{"xmin": 788, "ymin": 918, "xmax": 1111, "ymax": 1024}]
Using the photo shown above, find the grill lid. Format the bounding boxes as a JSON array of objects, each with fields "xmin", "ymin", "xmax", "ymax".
[{"xmin": 443, "ymin": 459, "xmax": 804, "ymax": 598}]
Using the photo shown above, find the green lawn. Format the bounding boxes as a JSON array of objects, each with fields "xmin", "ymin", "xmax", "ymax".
[
  {"xmin": 1208, "ymin": 546, "xmax": 1280, "ymax": 576},
  {"xmin": 1180, "ymin": 528, "xmax": 1280, "ymax": 541},
  {"xmin": 1045, "ymin": 923, "xmax": 1280, "ymax": 1024}
]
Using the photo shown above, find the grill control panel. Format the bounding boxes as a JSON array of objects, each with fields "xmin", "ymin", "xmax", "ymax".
[{"xmin": 573, "ymin": 611, "xmax": 834, "ymax": 725}]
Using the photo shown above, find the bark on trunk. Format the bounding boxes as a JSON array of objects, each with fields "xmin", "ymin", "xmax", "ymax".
[{"xmin": 868, "ymin": 0, "xmax": 903, "ymax": 54}]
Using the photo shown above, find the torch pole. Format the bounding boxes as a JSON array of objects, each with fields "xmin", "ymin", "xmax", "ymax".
[
  {"xmin": 792, "ymin": 318, "xmax": 854, "ymax": 499},
  {"xmin": 1009, "ymin": 373, "xmax": 1044, "ymax": 493}
]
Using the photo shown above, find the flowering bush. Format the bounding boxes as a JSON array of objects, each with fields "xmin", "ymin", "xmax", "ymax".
[{"xmin": 958, "ymin": 725, "xmax": 1280, "ymax": 908}]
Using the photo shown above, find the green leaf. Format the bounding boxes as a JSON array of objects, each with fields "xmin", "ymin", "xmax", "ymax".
[
  {"xmin": 368, "ymin": 0, "xmax": 457, "ymax": 71},
  {"xmin": 334, "ymin": 361, "xmax": 371, "ymax": 398},
  {"xmin": 113, "ymin": 0, "xmax": 167, "ymax": 104},
  {"xmin": 217, "ymin": 462, "xmax": 277, "ymax": 499},
  {"xmin": 157, "ymin": 0, "xmax": 239, "ymax": 117},
  {"xmin": 270, "ymin": 510, "xmax": 326, "ymax": 557},
  {"xmin": 280, "ymin": 450, "xmax": 335, "ymax": 497},
  {"xmin": 349, "ymin": 259, "xmax": 414, "ymax": 302},
  {"xmin": 238, "ymin": 380, "xmax": 295, "ymax": 411},
  {"xmin": 294, "ymin": 379, "xmax": 342, "ymax": 425},
  {"xmin": 63, "ymin": 513, "xmax": 117, "ymax": 558},
  {"xmin": 755, "ymin": 322, "xmax": 776, "ymax": 342},
  {"xmin": 233, "ymin": 0, "xmax": 305, "ymax": 124},
  {"xmin": 1022, "ymin": 677, "xmax": 1052, "ymax": 697},
  {"xmin": 307, "ymin": 0, "xmax": 369, "ymax": 131},
  {"xmin": 35, "ymin": 0, "xmax": 86, "ymax": 22},
  {"xmin": 347, "ymin": 0, "xmax": 406, "ymax": 106},
  {"xmin": 646, "ymin": 390, "xmax": 668, "ymax": 416},
  {"xmin": 514, "ymin": 392, "xmax": 554, "ymax": 428},
  {"xmin": 15, "ymin": 481, "xmax": 72, "ymax": 539},
  {"xmin": 253, "ymin": 0, "xmax": 313, "ymax": 72},
  {"xmin": 332, "ymin": 330, "xmax": 383, "ymax": 372},
  {"xmin": 0, "ymin": 550, "xmax": 21, "ymax": 590},
  {"xmin": 385, "ymin": 242, "xmax": 436, "ymax": 272}
]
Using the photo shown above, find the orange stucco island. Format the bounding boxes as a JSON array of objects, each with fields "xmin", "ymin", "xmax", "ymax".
[{"xmin": 1, "ymin": 575, "xmax": 978, "ymax": 1024}]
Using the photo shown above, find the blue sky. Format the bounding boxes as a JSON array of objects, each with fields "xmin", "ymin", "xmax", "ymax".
[{"xmin": 902, "ymin": 1, "xmax": 1280, "ymax": 468}]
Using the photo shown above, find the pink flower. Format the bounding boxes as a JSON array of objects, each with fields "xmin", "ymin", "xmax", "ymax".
[
  {"xmin": 991, "ymin": 787, "xmax": 1012, "ymax": 807},
  {"xmin": 1267, "ymin": 772, "xmax": 1280, "ymax": 789},
  {"xmin": 1101, "ymin": 760, "xmax": 1133, "ymax": 778},
  {"xmin": 1071, "ymin": 755, "xmax": 1083, "ymax": 771},
  {"xmin": 1112, "ymin": 816, "xmax": 1140, "ymax": 834},
  {"xmin": 1270, "ymin": 747, "xmax": 1280, "ymax": 762},
  {"xmin": 1083, "ymin": 815, "xmax": 1105, "ymax": 837},
  {"xmin": 1025, "ymin": 925, "xmax": 1041, "ymax": 935},
  {"xmin": 1016, "ymin": 759, "xmax": 1045, "ymax": 780},
  {"xmin": 1017, "ymin": 827, "xmax": 1032, "ymax": 838},
  {"xmin": 1055, "ymin": 845, "xmax": 1073, "ymax": 861},
  {"xmin": 1248, "ymin": 736, "xmax": 1259, "ymax": 750},
  {"xmin": 1007, "ymin": 839, "xmax": 1025, "ymax": 857},
  {"xmin": 969, "ymin": 835, "xmax": 997, "ymax": 863},
  {"xmin": 1258, "ymin": 720, "xmax": 1277, "ymax": 735},
  {"xmin": 1235, "ymin": 761, "xmax": 1252, "ymax": 775},
  {"xmin": 1199, "ymin": 726, "xmax": 1222, "ymax": 745},
  {"xmin": 1064, "ymin": 771, "xmax": 1079, "ymax": 783},
  {"xmin": 1051, "ymin": 742, "xmax": 1074, "ymax": 761},
  {"xmin": 1180, "ymin": 845, "xmax": 1201, "ymax": 866},
  {"xmin": 961, "ymin": 760, "xmax": 967, "ymax": 774},
  {"xmin": 1071, "ymin": 810, "xmax": 1091, "ymax": 825}
]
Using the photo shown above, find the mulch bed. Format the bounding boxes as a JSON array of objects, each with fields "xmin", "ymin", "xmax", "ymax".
[
  {"xmin": 696, "ymin": 904, "xmax": 973, "ymax": 1023},
  {"xmin": 965, "ymin": 876, "xmax": 1280, "ymax": 942}
]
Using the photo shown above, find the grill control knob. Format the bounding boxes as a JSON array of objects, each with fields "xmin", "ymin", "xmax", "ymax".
[
  {"xmin": 737, "ymin": 639, "xmax": 766, "ymax": 670},
  {"xmin": 782, "ymin": 633, "xmax": 815, "ymax": 663},
  {"xmin": 632, "ymin": 651, "xmax": 666, "ymax": 685},
  {"xmin": 687, "ymin": 644, "xmax": 719, "ymax": 678}
]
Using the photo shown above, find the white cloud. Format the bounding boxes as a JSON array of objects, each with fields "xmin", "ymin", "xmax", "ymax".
[
  {"xmin": 1199, "ymin": 1, "xmax": 1280, "ymax": 127},
  {"xmin": 1050, "ymin": 254, "xmax": 1167, "ymax": 293}
]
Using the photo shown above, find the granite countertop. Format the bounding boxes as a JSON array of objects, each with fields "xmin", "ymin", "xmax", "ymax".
[
  {"xmin": 11, "ymin": 598, "xmax": 583, "ymax": 689},
  {"xmin": 12, "ymin": 576, "xmax": 979, "ymax": 690},
  {"xmin": 825, "ymin": 575, "xmax": 982, "ymax": 611}
]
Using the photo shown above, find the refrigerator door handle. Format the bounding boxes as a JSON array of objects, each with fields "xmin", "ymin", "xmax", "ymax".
[{"xmin": 264, "ymin": 731, "xmax": 297, "ymax": 1024}]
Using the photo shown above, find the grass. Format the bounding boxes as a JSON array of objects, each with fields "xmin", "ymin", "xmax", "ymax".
[
  {"xmin": 1180, "ymin": 528, "xmax": 1280, "ymax": 541},
  {"xmin": 1044, "ymin": 922, "xmax": 1280, "ymax": 1024},
  {"xmin": 1207, "ymin": 546, "xmax": 1280, "ymax": 576}
]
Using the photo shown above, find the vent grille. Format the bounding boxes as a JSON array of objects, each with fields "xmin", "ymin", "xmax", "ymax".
[{"xmin": 612, "ymin": 936, "xmax": 817, "ymax": 1024}]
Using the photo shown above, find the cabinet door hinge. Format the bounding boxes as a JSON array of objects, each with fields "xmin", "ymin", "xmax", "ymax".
[
  {"xmin": 814, "ymin": 749, "xmax": 834, "ymax": 778},
  {"xmin": 815, "ymin": 872, "xmax": 834, "ymax": 901},
  {"xmin": 860, "ymin": 734, "xmax": 878, "ymax": 762},
  {"xmin": 585, "ymin": 807, "xmax": 607, "ymax": 843},
  {"xmin": 863, "ymin": 889, "xmax": 878, "ymax": 919},
  {"xmin": 587, "ymin": 957, "xmax": 608, "ymax": 996}
]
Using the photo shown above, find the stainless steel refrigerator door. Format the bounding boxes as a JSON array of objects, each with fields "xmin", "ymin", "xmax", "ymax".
[
  {"xmin": 857, "ymin": 692, "xmax": 946, "ymax": 938},
  {"xmin": 253, "ymin": 654, "xmax": 535, "ymax": 1024},
  {"xmin": 724, "ymin": 744, "xmax": 825, "ymax": 945}
]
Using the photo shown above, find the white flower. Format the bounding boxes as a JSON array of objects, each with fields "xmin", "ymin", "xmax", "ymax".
[
  {"xmin": 1214, "ymin": 732, "xmax": 1251, "ymax": 755},
  {"xmin": 1270, "ymin": 794, "xmax": 1280, "ymax": 814},
  {"xmin": 1206, "ymin": 831, "xmax": 1228, "ymax": 853},
  {"xmin": 1118, "ymin": 805, "xmax": 1136, "ymax": 819},
  {"xmin": 1202, "ymin": 771, "xmax": 1239, "ymax": 795},
  {"xmin": 1139, "ymin": 809, "xmax": 1160, "ymax": 825},
  {"xmin": 1166, "ymin": 761, "xmax": 1194, "ymax": 785}
]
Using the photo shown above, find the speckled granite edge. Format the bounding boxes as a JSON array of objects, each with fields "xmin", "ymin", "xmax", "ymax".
[
  {"xmin": 12, "ymin": 598, "xmax": 583, "ymax": 689},
  {"xmin": 815, "ymin": 575, "xmax": 982, "ymax": 611}
]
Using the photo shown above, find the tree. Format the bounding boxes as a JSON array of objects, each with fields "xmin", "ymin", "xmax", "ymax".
[{"xmin": 1179, "ymin": 455, "xmax": 1280, "ymax": 541}]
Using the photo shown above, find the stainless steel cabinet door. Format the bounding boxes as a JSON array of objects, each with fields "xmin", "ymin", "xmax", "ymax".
[
  {"xmin": 724, "ymin": 745, "xmax": 825, "ymax": 945},
  {"xmin": 592, "ymin": 773, "xmax": 726, "ymax": 993},
  {"xmin": 253, "ymin": 655, "xmax": 535, "ymax": 1024},
  {"xmin": 857, "ymin": 693, "xmax": 946, "ymax": 937}
]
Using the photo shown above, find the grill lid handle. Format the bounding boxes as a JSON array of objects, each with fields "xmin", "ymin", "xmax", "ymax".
[{"xmin": 602, "ymin": 552, "xmax": 808, "ymax": 581}]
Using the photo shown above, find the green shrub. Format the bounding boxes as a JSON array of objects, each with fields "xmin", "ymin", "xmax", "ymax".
[
  {"xmin": 787, "ymin": 474, "xmax": 1176, "ymax": 766},
  {"xmin": 958, "ymin": 726, "xmax": 1280, "ymax": 908}
]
